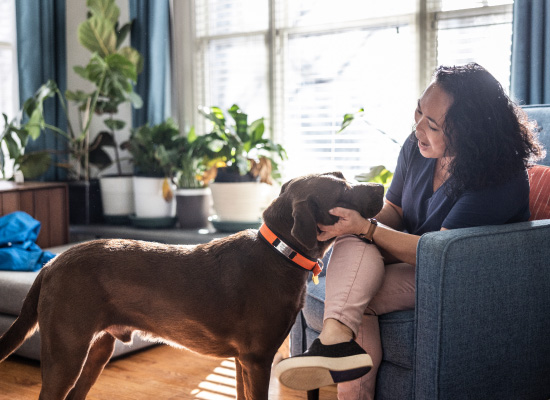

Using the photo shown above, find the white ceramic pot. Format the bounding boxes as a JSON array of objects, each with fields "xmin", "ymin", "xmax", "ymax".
[
  {"xmin": 133, "ymin": 176, "xmax": 176, "ymax": 218},
  {"xmin": 99, "ymin": 176, "xmax": 135, "ymax": 219},
  {"xmin": 209, "ymin": 182, "xmax": 279, "ymax": 222}
]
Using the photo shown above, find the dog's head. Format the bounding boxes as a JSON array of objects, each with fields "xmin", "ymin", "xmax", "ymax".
[{"xmin": 262, "ymin": 172, "xmax": 384, "ymax": 258}]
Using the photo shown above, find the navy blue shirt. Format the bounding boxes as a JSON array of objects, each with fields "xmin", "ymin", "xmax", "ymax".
[{"xmin": 385, "ymin": 136, "xmax": 530, "ymax": 235}]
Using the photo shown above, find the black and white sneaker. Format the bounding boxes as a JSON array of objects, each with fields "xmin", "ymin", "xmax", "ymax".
[{"xmin": 274, "ymin": 339, "xmax": 372, "ymax": 391}]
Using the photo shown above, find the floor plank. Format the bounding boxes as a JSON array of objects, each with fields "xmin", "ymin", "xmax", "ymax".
[{"xmin": 0, "ymin": 345, "xmax": 337, "ymax": 399}]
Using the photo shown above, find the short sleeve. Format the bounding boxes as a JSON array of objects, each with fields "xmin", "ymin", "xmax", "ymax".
[{"xmin": 386, "ymin": 136, "xmax": 415, "ymax": 207}]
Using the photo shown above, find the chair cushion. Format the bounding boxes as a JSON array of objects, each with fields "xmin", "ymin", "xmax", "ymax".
[
  {"xmin": 528, "ymin": 165, "xmax": 550, "ymax": 220},
  {"xmin": 0, "ymin": 270, "xmax": 40, "ymax": 315}
]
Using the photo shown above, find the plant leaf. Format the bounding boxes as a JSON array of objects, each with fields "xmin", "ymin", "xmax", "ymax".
[
  {"xmin": 116, "ymin": 21, "xmax": 132, "ymax": 49},
  {"xmin": 88, "ymin": 146, "xmax": 112, "ymax": 170},
  {"xmin": 338, "ymin": 108, "xmax": 364, "ymax": 133},
  {"xmin": 87, "ymin": 0, "xmax": 120, "ymax": 26},
  {"xmin": 118, "ymin": 46, "xmax": 143, "ymax": 74},
  {"xmin": 104, "ymin": 119, "xmax": 126, "ymax": 131},
  {"xmin": 78, "ymin": 15, "xmax": 117, "ymax": 56},
  {"xmin": 19, "ymin": 151, "xmax": 52, "ymax": 179}
]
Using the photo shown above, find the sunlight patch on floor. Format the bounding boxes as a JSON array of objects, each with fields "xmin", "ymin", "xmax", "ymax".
[{"xmin": 190, "ymin": 358, "xmax": 237, "ymax": 400}]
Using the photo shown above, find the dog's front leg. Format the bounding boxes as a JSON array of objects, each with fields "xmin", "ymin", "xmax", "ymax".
[{"xmin": 237, "ymin": 355, "xmax": 272, "ymax": 400}]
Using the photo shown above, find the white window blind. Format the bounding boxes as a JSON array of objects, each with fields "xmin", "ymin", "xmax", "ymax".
[
  {"xmin": 191, "ymin": 0, "xmax": 514, "ymax": 181},
  {"xmin": 0, "ymin": 0, "xmax": 17, "ymax": 123},
  {"xmin": 0, "ymin": 0, "xmax": 17, "ymax": 180}
]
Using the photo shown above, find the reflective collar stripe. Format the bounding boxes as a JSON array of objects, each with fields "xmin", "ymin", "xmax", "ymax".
[{"xmin": 258, "ymin": 223, "xmax": 322, "ymax": 277}]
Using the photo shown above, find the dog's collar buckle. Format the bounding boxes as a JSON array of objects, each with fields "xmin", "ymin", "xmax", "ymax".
[{"xmin": 258, "ymin": 223, "xmax": 323, "ymax": 284}]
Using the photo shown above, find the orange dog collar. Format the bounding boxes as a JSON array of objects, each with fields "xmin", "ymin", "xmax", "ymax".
[{"xmin": 259, "ymin": 223, "xmax": 323, "ymax": 282}]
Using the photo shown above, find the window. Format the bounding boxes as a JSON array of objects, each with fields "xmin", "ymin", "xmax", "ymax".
[
  {"xmin": 0, "ymin": 0, "xmax": 17, "ymax": 123},
  {"xmin": 0, "ymin": 0, "xmax": 17, "ymax": 179},
  {"xmin": 186, "ymin": 0, "xmax": 514, "ymax": 180}
]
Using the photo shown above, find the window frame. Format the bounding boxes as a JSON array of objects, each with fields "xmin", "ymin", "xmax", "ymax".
[{"xmin": 175, "ymin": 1, "xmax": 514, "ymax": 173}]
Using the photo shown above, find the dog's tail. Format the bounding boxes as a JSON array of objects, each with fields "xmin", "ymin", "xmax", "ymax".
[{"xmin": 0, "ymin": 269, "xmax": 44, "ymax": 363}]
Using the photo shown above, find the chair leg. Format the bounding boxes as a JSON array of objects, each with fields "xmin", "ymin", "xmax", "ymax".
[{"xmin": 307, "ymin": 389, "xmax": 320, "ymax": 400}]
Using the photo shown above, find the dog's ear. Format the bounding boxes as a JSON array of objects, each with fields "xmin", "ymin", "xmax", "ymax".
[
  {"xmin": 322, "ymin": 171, "xmax": 345, "ymax": 180},
  {"xmin": 290, "ymin": 199, "xmax": 318, "ymax": 251}
]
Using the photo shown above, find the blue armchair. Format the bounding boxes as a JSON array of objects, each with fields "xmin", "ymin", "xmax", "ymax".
[{"xmin": 290, "ymin": 104, "xmax": 550, "ymax": 399}]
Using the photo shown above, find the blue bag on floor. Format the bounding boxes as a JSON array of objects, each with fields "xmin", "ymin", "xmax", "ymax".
[{"xmin": 0, "ymin": 211, "xmax": 56, "ymax": 271}]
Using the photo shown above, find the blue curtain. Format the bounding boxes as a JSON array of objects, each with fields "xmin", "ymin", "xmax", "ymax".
[
  {"xmin": 15, "ymin": 0, "xmax": 67, "ymax": 181},
  {"xmin": 129, "ymin": 0, "xmax": 171, "ymax": 128},
  {"xmin": 510, "ymin": 0, "xmax": 550, "ymax": 105}
]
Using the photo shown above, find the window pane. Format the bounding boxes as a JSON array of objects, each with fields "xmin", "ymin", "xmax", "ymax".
[
  {"xmin": 0, "ymin": 0, "xmax": 13, "ymax": 42},
  {"xmin": 283, "ymin": 26, "xmax": 416, "ymax": 179},
  {"xmin": 0, "ymin": 0, "xmax": 15, "ymax": 122},
  {"xmin": 440, "ymin": 0, "xmax": 513, "ymax": 12},
  {"xmin": 437, "ymin": 13, "xmax": 513, "ymax": 92},
  {"xmin": 283, "ymin": 0, "xmax": 415, "ymax": 28},
  {"xmin": 206, "ymin": 36, "xmax": 268, "ymax": 122},
  {"xmin": 197, "ymin": 0, "xmax": 269, "ymax": 36},
  {"xmin": 0, "ymin": 47, "xmax": 14, "ymax": 115}
]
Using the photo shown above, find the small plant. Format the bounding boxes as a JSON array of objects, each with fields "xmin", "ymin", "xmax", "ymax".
[
  {"xmin": 123, "ymin": 118, "xmax": 182, "ymax": 179},
  {"xmin": 174, "ymin": 127, "xmax": 218, "ymax": 189},
  {"xmin": 1, "ymin": 111, "xmax": 51, "ymax": 181},
  {"xmin": 199, "ymin": 104, "xmax": 287, "ymax": 184}
]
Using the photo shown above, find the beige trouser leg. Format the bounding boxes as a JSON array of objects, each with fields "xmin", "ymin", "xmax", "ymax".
[{"xmin": 323, "ymin": 235, "xmax": 415, "ymax": 400}]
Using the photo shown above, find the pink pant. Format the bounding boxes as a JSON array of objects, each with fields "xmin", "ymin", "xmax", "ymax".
[{"xmin": 324, "ymin": 235, "xmax": 415, "ymax": 400}]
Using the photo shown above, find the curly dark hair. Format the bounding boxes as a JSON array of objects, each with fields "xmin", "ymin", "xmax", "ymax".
[{"xmin": 419, "ymin": 63, "xmax": 545, "ymax": 196}]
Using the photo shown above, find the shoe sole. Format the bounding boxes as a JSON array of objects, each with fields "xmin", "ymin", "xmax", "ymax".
[{"xmin": 274, "ymin": 353, "xmax": 373, "ymax": 391}]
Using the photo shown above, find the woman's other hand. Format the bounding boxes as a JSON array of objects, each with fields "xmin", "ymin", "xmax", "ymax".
[{"xmin": 317, "ymin": 207, "xmax": 370, "ymax": 241}]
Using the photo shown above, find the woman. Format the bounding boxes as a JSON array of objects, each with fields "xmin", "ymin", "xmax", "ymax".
[{"xmin": 275, "ymin": 63, "xmax": 544, "ymax": 399}]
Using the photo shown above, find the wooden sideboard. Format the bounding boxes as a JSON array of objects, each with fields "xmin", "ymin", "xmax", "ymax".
[{"xmin": 0, "ymin": 181, "xmax": 69, "ymax": 248}]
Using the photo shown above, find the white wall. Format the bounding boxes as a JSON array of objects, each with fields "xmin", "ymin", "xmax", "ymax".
[{"xmin": 65, "ymin": 0, "xmax": 133, "ymax": 176}]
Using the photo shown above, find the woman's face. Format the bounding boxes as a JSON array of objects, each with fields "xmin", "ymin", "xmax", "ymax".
[{"xmin": 414, "ymin": 82, "xmax": 453, "ymax": 159}]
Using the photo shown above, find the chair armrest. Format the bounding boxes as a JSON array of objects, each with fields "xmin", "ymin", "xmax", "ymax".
[{"xmin": 414, "ymin": 220, "xmax": 550, "ymax": 399}]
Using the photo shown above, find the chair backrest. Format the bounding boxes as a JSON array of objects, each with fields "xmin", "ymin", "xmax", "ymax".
[{"xmin": 523, "ymin": 104, "xmax": 550, "ymax": 166}]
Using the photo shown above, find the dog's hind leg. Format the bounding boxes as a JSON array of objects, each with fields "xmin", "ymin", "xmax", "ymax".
[
  {"xmin": 66, "ymin": 333, "xmax": 116, "ymax": 400},
  {"xmin": 38, "ymin": 330, "xmax": 94, "ymax": 400},
  {"xmin": 234, "ymin": 358, "xmax": 246, "ymax": 400},
  {"xmin": 238, "ymin": 355, "xmax": 273, "ymax": 400}
]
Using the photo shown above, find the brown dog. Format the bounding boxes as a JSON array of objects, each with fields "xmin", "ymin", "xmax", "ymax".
[{"xmin": 0, "ymin": 172, "xmax": 383, "ymax": 400}]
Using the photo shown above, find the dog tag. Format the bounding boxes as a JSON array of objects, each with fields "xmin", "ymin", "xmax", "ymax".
[{"xmin": 313, "ymin": 275, "xmax": 319, "ymax": 285}]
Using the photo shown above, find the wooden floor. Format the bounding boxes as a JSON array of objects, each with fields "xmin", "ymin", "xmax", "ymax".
[{"xmin": 0, "ymin": 345, "xmax": 337, "ymax": 400}]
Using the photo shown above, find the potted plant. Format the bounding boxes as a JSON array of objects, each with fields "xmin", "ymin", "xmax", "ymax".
[
  {"xmin": 123, "ymin": 118, "xmax": 182, "ymax": 227},
  {"xmin": 173, "ymin": 127, "xmax": 219, "ymax": 229},
  {"xmin": 7, "ymin": 0, "xmax": 143, "ymax": 224},
  {"xmin": 198, "ymin": 104, "xmax": 287, "ymax": 225},
  {"xmin": 68, "ymin": 0, "xmax": 143, "ymax": 224},
  {"xmin": 1, "ymin": 95, "xmax": 53, "ymax": 182}
]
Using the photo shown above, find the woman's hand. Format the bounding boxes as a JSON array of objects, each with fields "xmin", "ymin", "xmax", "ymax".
[{"xmin": 317, "ymin": 207, "xmax": 370, "ymax": 241}]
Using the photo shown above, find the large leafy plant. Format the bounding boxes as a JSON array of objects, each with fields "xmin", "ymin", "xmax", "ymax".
[
  {"xmin": 199, "ymin": 104, "xmax": 287, "ymax": 184},
  {"xmin": 1, "ymin": 0, "xmax": 142, "ymax": 181}
]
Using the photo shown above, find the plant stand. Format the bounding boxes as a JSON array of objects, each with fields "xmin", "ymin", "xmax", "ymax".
[{"xmin": 68, "ymin": 179, "xmax": 104, "ymax": 225}]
